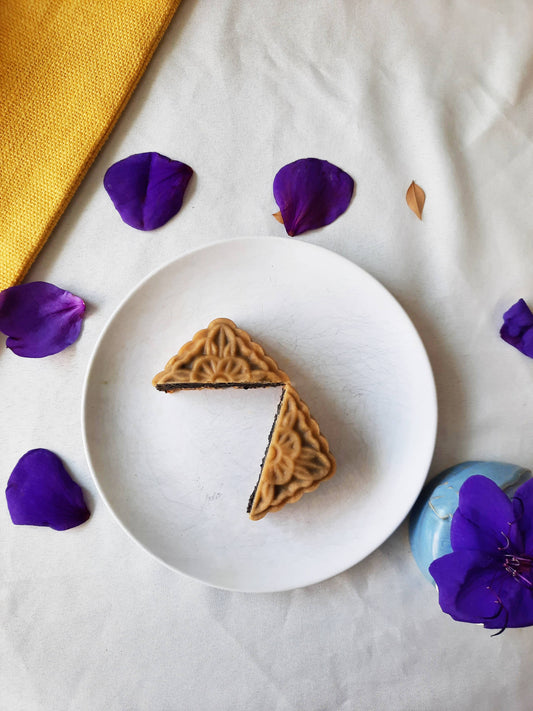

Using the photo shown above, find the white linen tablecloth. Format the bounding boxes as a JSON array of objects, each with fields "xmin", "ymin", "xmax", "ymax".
[{"xmin": 2, "ymin": 1, "xmax": 533, "ymax": 708}]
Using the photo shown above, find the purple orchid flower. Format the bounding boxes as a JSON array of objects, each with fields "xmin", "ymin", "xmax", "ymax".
[
  {"xmin": 0, "ymin": 281, "xmax": 85, "ymax": 358},
  {"xmin": 429, "ymin": 475, "xmax": 533, "ymax": 633},
  {"xmin": 104, "ymin": 152, "xmax": 193, "ymax": 230},
  {"xmin": 273, "ymin": 158, "xmax": 354, "ymax": 236},
  {"xmin": 500, "ymin": 298, "xmax": 533, "ymax": 358},
  {"xmin": 6, "ymin": 449, "xmax": 90, "ymax": 531}
]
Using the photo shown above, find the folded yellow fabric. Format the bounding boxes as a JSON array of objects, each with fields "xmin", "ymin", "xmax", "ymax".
[{"xmin": 0, "ymin": 0, "xmax": 181, "ymax": 290}]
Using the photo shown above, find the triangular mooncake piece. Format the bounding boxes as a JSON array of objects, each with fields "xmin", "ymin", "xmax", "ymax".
[
  {"xmin": 152, "ymin": 318, "xmax": 289, "ymax": 390},
  {"xmin": 247, "ymin": 384, "xmax": 336, "ymax": 520}
]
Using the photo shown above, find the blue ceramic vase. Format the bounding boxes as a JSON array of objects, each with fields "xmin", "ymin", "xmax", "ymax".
[{"xmin": 409, "ymin": 461, "xmax": 532, "ymax": 583}]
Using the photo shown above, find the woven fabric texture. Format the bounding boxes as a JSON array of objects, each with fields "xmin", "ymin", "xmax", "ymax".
[{"xmin": 0, "ymin": 0, "xmax": 181, "ymax": 290}]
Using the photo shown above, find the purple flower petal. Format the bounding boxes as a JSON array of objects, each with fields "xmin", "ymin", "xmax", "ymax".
[
  {"xmin": 430, "ymin": 550, "xmax": 533, "ymax": 629},
  {"xmin": 513, "ymin": 478, "xmax": 533, "ymax": 555},
  {"xmin": 495, "ymin": 573, "xmax": 533, "ymax": 628},
  {"xmin": 6, "ymin": 449, "xmax": 90, "ymax": 531},
  {"xmin": 273, "ymin": 158, "xmax": 354, "ymax": 236},
  {"xmin": 500, "ymin": 298, "xmax": 533, "ymax": 357},
  {"xmin": 104, "ymin": 152, "xmax": 193, "ymax": 230},
  {"xmin": 429, "ymin": 550, "xmax": 508, "ymax": 626},
  {"xmin": 450, "ymin": 475, "xmax": 520, "ymax": 553},
  {"xmin": 0, "ymin": 282, "xmax": 85, "ymax": 358}
]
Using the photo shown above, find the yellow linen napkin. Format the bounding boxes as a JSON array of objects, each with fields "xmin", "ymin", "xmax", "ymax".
[{"xmin": 0, "ymin": 0, "xmax": 181, "ymax": 290}]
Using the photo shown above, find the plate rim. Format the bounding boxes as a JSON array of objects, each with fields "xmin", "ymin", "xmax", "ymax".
[{"xmin": 81, "ymin": 236, "xmax": 438, "ymax": 592}]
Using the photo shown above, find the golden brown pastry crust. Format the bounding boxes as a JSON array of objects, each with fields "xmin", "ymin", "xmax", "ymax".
[
  {"xmin": 248, "ymin": 384, "xmax": 336, "ymax": 520},
  {"xmin": 152, "ymin": 318, "xmax": 290, "ymax": 389}
]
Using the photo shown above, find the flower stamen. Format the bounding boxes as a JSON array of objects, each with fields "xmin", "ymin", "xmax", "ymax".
[
  {"xmin": 482, "ymin": 599, "xmax": 503, "ymax": 620},
  {"xmin": 503, "ymin": 554, "xmax": 533, "ymax": 589},
  {"xmin": 490, "ymin": 611, "xmax": 509, "ymax": 637},
  {"xmin": 481, "ymin": 596, "xmax": 509, "ymax": 637},
  {"xmin": 497, "ymin": 532, "xmax": 511, "ymax": 551}
]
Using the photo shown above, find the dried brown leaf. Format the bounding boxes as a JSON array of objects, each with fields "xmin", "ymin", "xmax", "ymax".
[
  {"xmin": 272, "ymin": 210, "xmax": 284, "ymax": 224},
  {"xmin": 406, "ymin": 181, "xmax": 425, "ymax": 220}
]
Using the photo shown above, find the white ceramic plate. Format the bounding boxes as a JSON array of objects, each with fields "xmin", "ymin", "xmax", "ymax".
[{"xmin": 82, "ymin": 237, "xmax": 437, "ymax": 592}]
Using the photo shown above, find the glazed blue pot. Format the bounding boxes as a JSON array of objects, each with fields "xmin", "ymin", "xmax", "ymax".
[{"xmin": 409, "ymin": 461, "xmax": 532, "ymax": 583}]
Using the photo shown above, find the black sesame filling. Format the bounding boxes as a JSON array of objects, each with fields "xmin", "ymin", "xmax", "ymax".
[{"xmin": 156, "ymin": 382, "xmax": 285, "ymax": 392}]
